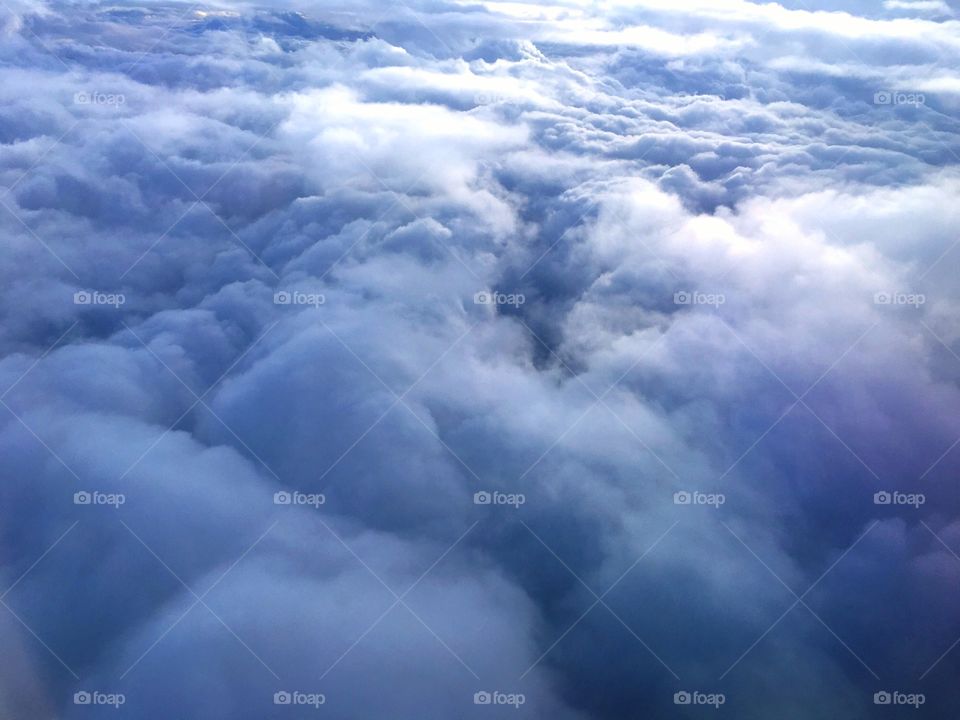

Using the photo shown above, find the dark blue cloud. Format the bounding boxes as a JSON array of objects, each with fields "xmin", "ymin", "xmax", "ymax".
[{"xmin": 2, "ymin": 1, "xmax": 960, "ymax": 719}]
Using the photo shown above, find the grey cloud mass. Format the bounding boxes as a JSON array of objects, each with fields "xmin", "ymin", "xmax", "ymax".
[{"xmin": 1, "ymin": 0, "xmax": 960, "ymax": 718}]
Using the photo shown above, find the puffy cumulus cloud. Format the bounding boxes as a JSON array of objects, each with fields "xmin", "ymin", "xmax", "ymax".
[{"xmin": 1, "ymin": 1, "xmax": 960, "ymax": 719}]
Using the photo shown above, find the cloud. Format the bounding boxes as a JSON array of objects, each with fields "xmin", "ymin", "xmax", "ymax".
[{"xmin": 1, "ymin": 1, "xmax": 960, "ymax": 718}]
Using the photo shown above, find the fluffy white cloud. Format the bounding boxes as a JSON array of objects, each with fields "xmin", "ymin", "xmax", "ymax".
[{"xmin": 1, "ymin": 1, "xmax": 960, "ymax": 719}]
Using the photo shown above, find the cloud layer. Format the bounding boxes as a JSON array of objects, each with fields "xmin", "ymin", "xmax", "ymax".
[{"xmin": 1, "ymin": 1, "xmax": 960, "ymax": 718}]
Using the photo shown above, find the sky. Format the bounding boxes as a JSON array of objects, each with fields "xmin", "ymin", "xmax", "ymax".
[{"xmin": 1, "ymin": 0, "xmax": 959, "ymax": 717}]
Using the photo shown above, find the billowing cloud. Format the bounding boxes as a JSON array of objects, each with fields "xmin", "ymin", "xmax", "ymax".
[{"xmin": 1, "ymin": 1, "xmax": 960, "ymax": 718}]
